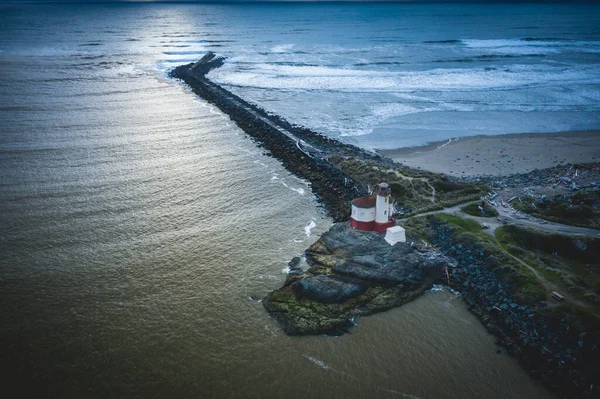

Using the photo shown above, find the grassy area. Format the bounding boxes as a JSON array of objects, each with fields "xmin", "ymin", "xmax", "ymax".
[
  {"xmin": 435, "ymin": 213, "xmax": 484, "ymax": 234},
  {"xmin": 404, "ymin": 213, "xmax": 490, "ymax": 244},
  {"xmin": 401, "ymin": 215, "xmax": 430, "ymax": 243},
  {"xmin": 461, "ymin": 201, "xmax": 499, "ymax": 217},
  {"xmin": 331, "ymin": 157, "xmax": 486, "ymax": 215},
  {"xmin": 403, "ymin": 213, "xmax": 547, "ymax": 304},
  {"xmin": 495, "ymin": 225, "xmax": 600, "ymax": 309},
  {"xmin": 512, "ymin": 191, "xmax": 600, "ymax": 229},
  {"xmin": 405, "ymin": 213, "xmax": 600, "ymax": 330}
]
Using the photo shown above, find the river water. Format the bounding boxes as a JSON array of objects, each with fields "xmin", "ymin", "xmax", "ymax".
[{"xmin": 0, "ymin": 3, "xmax": 567, "ymax": 397}]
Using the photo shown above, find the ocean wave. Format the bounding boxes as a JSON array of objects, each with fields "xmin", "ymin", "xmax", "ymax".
[
  {"xmin": 170, "ymin": 39, "xmax": 235, "ymax": 44},
  {"xmin": 212, "ymin": 63, "xmax": 600, "ymax": 92},
  {"xmin": 271, "ymin": 44, "xmax": 296, "ymax": 53},
  {"xmin": 462, "ymin": 38, "xmax": 600, "ymax": 55},
  {"xmin": 160, "ymin": 59, "xmax": 199, "ymax": 64},
  {"xmin": 372, "ymin": 103, "xmax": 425, "ymax": 118},
  {"xmin": 353, "ymin": 61, "xmax": 408, "ymax": 67},
  {"xmin": 163, "ymin": 50, "xmax": 209, "ymax": 55},
  {"xmin": 303, "ymin": 355, "xmax": 329, "ymax": 370},
  {"xmin": 423, "ymin": 39, "xmax": 461, "ymax": 44},
  {"xmin": 521, "ymin": 37, "xmax": 567, "ymax": 42}
]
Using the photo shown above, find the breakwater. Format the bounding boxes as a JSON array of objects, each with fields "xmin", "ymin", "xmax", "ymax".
[{"xmin": 170, "ymin": 53, "xmax": 382, "ymax": 222}]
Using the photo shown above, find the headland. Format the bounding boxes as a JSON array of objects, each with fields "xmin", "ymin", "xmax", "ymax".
[{"xmin": 171, "ymin": 53, "xmax": 600, "ymax": 399}]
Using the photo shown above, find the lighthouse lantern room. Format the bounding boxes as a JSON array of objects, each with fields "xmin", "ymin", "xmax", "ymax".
[{"xmin": 350, "ymin": 183, "xmax": 396, "ymax": 233}]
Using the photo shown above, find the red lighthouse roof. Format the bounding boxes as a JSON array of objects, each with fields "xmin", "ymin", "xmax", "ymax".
[{"xmin": 351, "ymin": 194, "xmax": 376, "ymax": 208}]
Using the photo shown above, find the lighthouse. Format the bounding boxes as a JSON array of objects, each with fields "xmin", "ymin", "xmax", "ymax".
[{"xmin": 350, "ymin": 183, "xmax": 396, "ymax": 233}]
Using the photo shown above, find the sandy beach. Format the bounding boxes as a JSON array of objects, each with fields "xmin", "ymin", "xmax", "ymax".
[{"xmin": 379, "ymin": 130, "xmax": 600, "ymax": 177}]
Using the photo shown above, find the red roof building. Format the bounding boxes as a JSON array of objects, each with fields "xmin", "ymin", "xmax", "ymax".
[{"xmin": 349, "ymin": 183, "xmax": 395, "ymax": 233}]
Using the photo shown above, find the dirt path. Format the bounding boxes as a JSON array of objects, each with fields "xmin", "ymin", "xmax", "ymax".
[
  {"xmin": 388, "ymin": 169, "xmax": 436, "ymax": 203},
  {"xmin": 492, "ymin": 236, "xmax": 590, "ymax": 309},
  {"xmin": 404, "ymin": 200, "xmax": 600, "ymax": 237},
  {"xmin": 401, "ymin": 200, "xmax": 599, "ymax": 310}
]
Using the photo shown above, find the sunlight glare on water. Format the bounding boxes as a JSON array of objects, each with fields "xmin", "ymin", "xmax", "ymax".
[{"xmin": 0, "ymin": 3, "xmax": 570, "ymax": 397}]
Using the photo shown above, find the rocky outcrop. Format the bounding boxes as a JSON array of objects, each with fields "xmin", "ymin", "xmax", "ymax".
[{"xmin": 262, "ymin": 223, "xmax": 447, "ymax": 335}]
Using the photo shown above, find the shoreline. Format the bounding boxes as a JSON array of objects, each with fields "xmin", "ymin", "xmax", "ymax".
[{"xmin": 378, "ymin": 130, "xmax": 600, "ymax": 177}]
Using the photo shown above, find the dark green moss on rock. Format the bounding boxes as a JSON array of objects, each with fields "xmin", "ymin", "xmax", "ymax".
[{"xmin": 262, "ymin": 223, "xmax": 447, "ymax": 335}]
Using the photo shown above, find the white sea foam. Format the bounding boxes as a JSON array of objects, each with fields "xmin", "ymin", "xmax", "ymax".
[
  {"xmin": 461, "ymin": 38, "xmax": 600, "ymax": 56},
  {"xmin": 303, "ymin": 355, "xmax": 329, "ymax": 370},
  {"xmin": 430, "ymin": 284, "xmax": 445, "ymax": 292},
  {"xmin": 271, "ymin": 44, "xmax": 296, "ymax": 53},
  {"xmin": 463, "ymin": 38, "xmax": 600, "ymax": 49},
  {"xmin": 163, "ymin": 50, "xmax": 208, "ymax": 55},
  {"xmin": 255, "ymin": 274, "xmax": 278, "ymax": 280},
  {"xmin": 304, "ymin": 219, "xmax": 316, "ymax": 237},
  {"xmin": 213, "ymin": 63, "xmax": 600, "ymax": 92},
  {"xmin": 275, "ymin": 177, "xmax": 305, "ymax": 195},
  {"xmin": 372, "ymin": 103, "xmax": 422, "ymax": 118}
]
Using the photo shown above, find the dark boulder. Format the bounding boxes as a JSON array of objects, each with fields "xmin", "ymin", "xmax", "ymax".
[{"xmin": 291, "ymin": 275, "xmax": 367, "ymax": 303}]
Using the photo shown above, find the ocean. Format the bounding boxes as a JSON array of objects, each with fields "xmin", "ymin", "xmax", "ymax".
[{"xmin": 2, "ymin": 2, "xmax": 597, "ymax": 397}]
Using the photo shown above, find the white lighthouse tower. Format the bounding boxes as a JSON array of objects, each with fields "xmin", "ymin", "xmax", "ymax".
[{"xmin": 375, "ymin": 183, "xmax": 392, "ymax": 224}]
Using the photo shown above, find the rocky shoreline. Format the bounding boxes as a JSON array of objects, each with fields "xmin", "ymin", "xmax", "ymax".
[
  {"xmin": 265, "ymin": 216, "xmax": 598, "ymax": 398},
  {"xmin": 427, "ymin": 219, "xmax": 598, "ymax": 399}
]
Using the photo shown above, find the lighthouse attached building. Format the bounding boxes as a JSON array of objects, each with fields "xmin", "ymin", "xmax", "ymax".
[{"xmin": 350, "ymin": 183, "xmax": 396, "ymax": 233}]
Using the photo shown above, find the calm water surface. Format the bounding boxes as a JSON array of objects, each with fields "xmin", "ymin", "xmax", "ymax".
[{"xmin": 0, "ymin": 3, "xmax": 565, "ymax": 397}]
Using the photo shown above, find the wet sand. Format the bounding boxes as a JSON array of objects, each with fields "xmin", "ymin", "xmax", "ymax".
[{"xmin": 379, "ymin": 130, "xmax": 600, "ymax": 177}]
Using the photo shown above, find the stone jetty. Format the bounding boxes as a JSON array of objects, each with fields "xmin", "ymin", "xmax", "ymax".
[{"xmin": 170, "ymin": 52, "xmax": 388, "ymax": 221}]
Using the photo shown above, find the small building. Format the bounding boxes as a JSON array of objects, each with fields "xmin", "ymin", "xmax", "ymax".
[
  {"xmin": 350, "ymin": 183, "xmax": 395, "ymax": 233},
  {"xmin": 385, "ymin": 225, "xmax": 406, "ymax": 245}
]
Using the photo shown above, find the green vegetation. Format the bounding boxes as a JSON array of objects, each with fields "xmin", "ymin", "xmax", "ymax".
[
  {"xmin": 403, "ymin": 214, "xmax": 547, "ymax": 303},
  {"xmin": 402, "ymin": 215, "xmax": 431, "ymax": 242},
  {"xmin": 403, "ymin": 213, "xmax": 487, "ymax": 244},
  {"xmin": 461, "ymin": 201, "xmax": 499, "ymax": 217},
  {"xmin": 512, "ymin": 191, "xmax": 600, "ymax": 229},
  {"xmin": 445, "ymin": 216, "xmax": 546, "ymax": 303},
  {"xmin": 331, "ymin": 157, "xmax": 487, "ymax": 215},
  {"xmin": 435, "ymin": 213, "xmax": 485, "ymax": 234},
  {"xmin": 407, "ymin": 214, "xmax": 600, "ymax": 339},
  {"xmin": 496, "ymin": 225, "xmax": 600, "ymax": 309}
]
